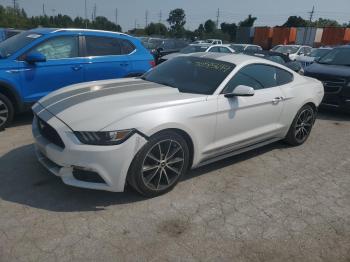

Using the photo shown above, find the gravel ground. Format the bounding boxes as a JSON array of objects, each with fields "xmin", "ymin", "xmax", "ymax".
[{"xmin": 0, "ymin": 110, "xmax": 350, "ymax": 262}]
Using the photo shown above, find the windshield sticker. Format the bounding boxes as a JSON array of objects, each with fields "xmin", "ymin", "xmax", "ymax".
[
  {"xmin": 26, "ymin": 34, "xmax": 41, "ymax": 39},
  {"xmin": 194, "ymin": 61, "xmax": 232, "ymax": 73}
]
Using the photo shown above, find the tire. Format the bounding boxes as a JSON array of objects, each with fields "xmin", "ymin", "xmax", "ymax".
[
  {"xmin": 127, "ymin": 131, "xmax": 190, "ymax": 197},
  {"xmin": 284, "ymin": 104, "xmax": 315, "ymax": 146},
  {"xmin": 0, "ymin": 94, "xmax": 14, "ymax": 130}
]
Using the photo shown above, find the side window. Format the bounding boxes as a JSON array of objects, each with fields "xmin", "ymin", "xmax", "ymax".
[
  {"xmin": 85, "ymin": 36, "xmax": 122, "ymax": 56},
  {"xmin": 32, "ymin": 36, "xmax": 78, "ymax": 60},
  {"xmin": 120, "ymin": 39, "xmax": 136, "ymax": 54},
  {"xmin": 224, "ymin": 64, "xmax": 278, "ymax": 93},
  {"xmin": 276, "ymin": 68, "xmax": 294, "ymax": 85},
  {"xmin": 246, "ymin": 46, "xmax": 256, "ymax": 51},
  {"xmin": 219, "ymin": 47, "xmax": 231, "ymax": 53},
  {"xmin": 208, "ymin": 46, "xmax": 220, "ymax": 53}
]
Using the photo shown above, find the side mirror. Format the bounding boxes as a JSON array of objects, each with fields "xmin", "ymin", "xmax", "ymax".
[
  {"xmin": 157, "ymin": 47, "xmax": 164, "ymax": 53},
  {"xmin": 224, "ymin": 85, "xmax": 255, "ymax": 98},
  {"xmin": 25, "ymin": 52, "xmax": 46, "ymax": 64}
]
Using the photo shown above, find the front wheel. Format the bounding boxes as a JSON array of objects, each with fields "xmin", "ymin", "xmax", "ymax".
[
  {"xmin": 0, "ymin": 94, "xmax": 14, "ymax": 130},
  {"xmin": 127, "ymin": 131, "xmax": 190, "ymax": 197},
  {"xmin": 284, "ymin": 104, "xmax": 315, "ymax": 146}
]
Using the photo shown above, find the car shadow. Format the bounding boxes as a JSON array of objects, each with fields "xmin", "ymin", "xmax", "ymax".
[
  {"xmin": 0, "ymin": 141, "xmax": 289, "ymax": 212},
  {"xmin": 317, "ymin": 109, "xmax": 350, "ymax": 122}
]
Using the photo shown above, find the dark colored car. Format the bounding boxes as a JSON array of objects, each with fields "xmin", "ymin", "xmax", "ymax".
[
  {"xmin": 142, "ymin": 38, "xmax": 190, "ymax": 64},
  {"xmin": 242, "ymin": 50, "xmax": 303, "ymax": 73},
  {"xmin": 0, "ymin": 28, "xmax": 23, "ymax": 42},
  {"xmin": 304, "ymin": 46, "xmax": 350, "ymax": 112}
]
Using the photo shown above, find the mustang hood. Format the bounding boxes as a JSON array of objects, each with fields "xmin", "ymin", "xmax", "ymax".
[{"xmin": 34, "ymin": 78, "xmax": 205, "ymax": 131}]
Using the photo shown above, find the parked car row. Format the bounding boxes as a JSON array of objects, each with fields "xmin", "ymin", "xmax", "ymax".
[{"xmin": 1, "ymin": 27, "xmax": 348, "ymax": 197}]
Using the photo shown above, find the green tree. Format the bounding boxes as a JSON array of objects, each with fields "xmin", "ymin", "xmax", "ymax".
[
  {"xmin": 145, "ymin": 22, "xmax": 168, "ymax": 36},
  {"xmin": 283, "ymin": 16, "xmax": 308, "ymax": 27},
  {"xmin": 167, "ymin": 8, "xmax": 186, "ymax": 37},
  {"xmin": 314, "ymin": 18, "xmax": 340, "ymax": 27},
  {"xmin": 239, "ymin": 14, "xmax": 257, "ymax": 27},
  {"xmin": 221, "ymin": 22, "xmax": 237, "ymax": 41},
  {"xmin": 204, "ymin": 19, "xmax": 216, "ymax": 33}
]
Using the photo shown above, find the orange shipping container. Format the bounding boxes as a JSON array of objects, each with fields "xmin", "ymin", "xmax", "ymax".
[
  {"xmin": 321, "ymin": 27, "xmax": 350, "ymax": 46},
  {"xmin": 272, "ymin": 27, "xmax": 297, "ymax": 46},
  {"xmin": 253, "ymin": 27, "xmax": 273, "ymax": 50}
]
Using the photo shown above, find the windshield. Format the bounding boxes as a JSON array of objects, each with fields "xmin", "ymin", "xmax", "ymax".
[
  {"xmin": 142, "ymin": 56, "xmax": 235, "ymax": 95},
  {"xmin": 180, "ymin": 45, "xmax": 209, "ymax": 54},
  {"xmin": 0, "ymin": 31, "xmax": 42, "ymax": 58},
  {"xmin": 230, "ymin": 45, "xmax": 245, "ymax": 52},
  {"xmin": 310, "ymin": 48, "xmax": 331, "ymax": 59},
  {"xmin": 274, "ymin": 46, "xmax": 299, "ymax": 54},
  {"xmin": 318, "ymin": 48, "xmax": 350, "ymax": 66}
]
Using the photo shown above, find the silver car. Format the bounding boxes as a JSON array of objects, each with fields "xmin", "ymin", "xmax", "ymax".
[{"xmin": 32, "ymin": 53, "xmax": 324, "ymax": 197}]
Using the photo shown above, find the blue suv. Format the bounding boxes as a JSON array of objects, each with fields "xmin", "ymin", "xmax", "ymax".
[{"xmin": 0, "ymin": 28, "xmax": 154, "ymax": 129}]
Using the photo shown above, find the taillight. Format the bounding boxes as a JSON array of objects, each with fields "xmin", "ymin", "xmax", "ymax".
[{"xmin": 149, "ymin": 60, "xmax": 156, "ymax": 68}]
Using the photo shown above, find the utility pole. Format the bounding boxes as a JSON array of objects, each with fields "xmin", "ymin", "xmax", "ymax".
[
  {"xmin": 303, "ymin": 6, "xmax": 315, "ymax": 45},
  {"xmin": 13, "ymin": 0, "xmax": 17, "ymax": 10},
  {"xmin": 216, "ymin": 8, "xmax": 220, "ymax": 29},
  {"xmin": 115, "ymin": 8, "xmax": 118, "ymax": 25},
  {"xmin": 84, "ymin": 0, "xmax": 88, "ymax": 28},
  {"xmin": 92, "ymin": 4, "xmax": 97, "ymax": 21},
  {"xmin": 42, "ymin": 3, "xmax": 45, "ymax": 16},
  {"xmin": 158, "ymin": 10, "xmax": 162, "ymax": 23},
  {"xmin": 134, "ymin": 19, "xmax": 137, "ymax": 29},
  {"xmin": 145, "ymin": 10, "xmax": 149, "ymax": 28}
]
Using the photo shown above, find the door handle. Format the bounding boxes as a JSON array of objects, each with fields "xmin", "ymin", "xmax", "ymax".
[
  {"xmin": 272, "ymin": 97, "xmax": 284, "ymax": 104},
  {"xmin": 71, "ymin": 65, "xmax": 82, "ymax": 71},
  {"xmin": 120, "ymin": 63, "xmax": 129, "ymax": 67}
]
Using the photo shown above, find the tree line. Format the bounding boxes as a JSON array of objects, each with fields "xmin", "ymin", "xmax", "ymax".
[
  {"xmin": 0, "ymin": 5, "xmax": 122, "ymax": 32},
  {"xmin": 1, "ymin": 5, "xmax": 349, "ymax": 41}
]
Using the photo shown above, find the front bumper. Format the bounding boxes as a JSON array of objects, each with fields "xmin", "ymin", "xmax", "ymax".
[{"xmin": 32, "ymin": 108, "xmax": 147, "ymax": 192}]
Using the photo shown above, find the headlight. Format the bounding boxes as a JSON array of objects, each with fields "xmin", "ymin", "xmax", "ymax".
[{"xmin": 74, "ymin": 129, "xmax": 134, "ymax": 145}]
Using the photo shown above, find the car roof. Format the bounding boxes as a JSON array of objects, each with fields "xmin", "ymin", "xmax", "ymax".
[
  {"xmin": 334, "ymin": 45, "xmax": 350, "ymax": 49},
  {"xmin": 29, "ymin": 27, "xmax": 128, "ymax": 37},
  {"xmin": 189, "ymin": 52, "xmax": 275, "ymax": 65}
]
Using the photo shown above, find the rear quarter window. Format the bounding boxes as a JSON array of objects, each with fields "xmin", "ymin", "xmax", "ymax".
[{"xmin": 276, "ymin": 68, "xmax": 294, "ymax": 85}]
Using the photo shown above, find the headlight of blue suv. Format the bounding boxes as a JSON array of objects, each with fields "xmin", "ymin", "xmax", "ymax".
[{"xmin": 74, "ymin": 129, "xmax": 135, "ymax": 145}]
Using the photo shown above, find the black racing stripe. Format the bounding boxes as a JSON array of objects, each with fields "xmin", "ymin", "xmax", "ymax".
[
  {"xmin": 47, "ymin": 83, "xmax": 164, "ymax": 115},
  {"xmin": 40, "ymin": 80, "xmax": 142, "ymax": 108}
]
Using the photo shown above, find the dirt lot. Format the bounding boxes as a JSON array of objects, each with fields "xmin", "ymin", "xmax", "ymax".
[{"xmin": 0, "ymin": 111, "xmax": 350, "ymax": 262}]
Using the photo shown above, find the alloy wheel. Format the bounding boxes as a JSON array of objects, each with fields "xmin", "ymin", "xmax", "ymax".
[
  {"xmin": 295, "ymin": 108, "xmax": 314, "ymax": 143},
  {"xmin": 0, "ymin": 99, "xmax": 9, "ymax": 128},
  {"xmin": 141, "ymin": 139, "xmax": 185, "ymax": 191}
]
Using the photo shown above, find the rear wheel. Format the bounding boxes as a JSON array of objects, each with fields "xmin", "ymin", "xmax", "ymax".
[
  {"xmin": 128, "ymin": 131, "xmax": 190, "ymax": 197},
  {"xmin": 285, "ymin": 104, "xmax": 315, "ymax": 146},
  {"xmin": 0, "ymin": 94, "xmax": 14, "ymax": 130}
]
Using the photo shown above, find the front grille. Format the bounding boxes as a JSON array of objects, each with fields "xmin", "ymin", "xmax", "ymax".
[
  {"xmin": 37, "ymin": 117, "xmax": 65, "ymax": 149},
  {"xmin": 306, "ymin": 73, "xmax": 346, "ymax": 94},
  {"xmin": 322, "ymin": 79, "xmax": 346, "ymax": 94}
]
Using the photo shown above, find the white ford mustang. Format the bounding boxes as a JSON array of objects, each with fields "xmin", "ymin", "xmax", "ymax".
[{"xmin": 32, "ymin": 53, "xmax": 324, "ymax": 197}]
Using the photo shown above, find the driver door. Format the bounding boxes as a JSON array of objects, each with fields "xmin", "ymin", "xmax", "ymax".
[
  {"xmin": 212, "ymin": 64, "xmax": 285, "ymax": 156},
  {"xmin": 18, "ymin": 35, "xmax": 85, "ymax": 102}
]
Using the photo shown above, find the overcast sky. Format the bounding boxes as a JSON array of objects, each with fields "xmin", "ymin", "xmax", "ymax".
[{"xmin": 1, "ymin": 0, "xmax": 349, "ymax": 31}]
